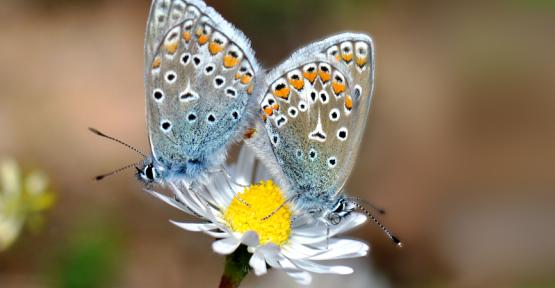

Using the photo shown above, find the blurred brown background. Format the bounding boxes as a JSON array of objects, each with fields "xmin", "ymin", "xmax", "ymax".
[{"xmin": 1, "ymin": 0, "xmax": 554, "ymax": 287}]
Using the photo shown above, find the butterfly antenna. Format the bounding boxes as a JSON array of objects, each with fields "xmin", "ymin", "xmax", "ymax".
[
  {"xmin": 346, "ymin": 197, "xmax": 386, "ymax": 214},
  {"xmin": 88, "ymin": 127, "xmax": 146, "ymax": 158},
  {"xmin": 94, "ymin": 161, "xmax": 142, "ymax": 181},
  {"xmin": 350, "ymin": 201, "xmax": 403, "ymax": 247}
]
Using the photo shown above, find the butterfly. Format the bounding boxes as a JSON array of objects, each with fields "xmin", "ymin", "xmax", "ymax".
[
  {"xmin": 134, "ymin": 0, "xmax": 260, "ymax": 184},
  {"xmin": 247, "ymin": 33, "xmax": 401, "ymax": 246}
]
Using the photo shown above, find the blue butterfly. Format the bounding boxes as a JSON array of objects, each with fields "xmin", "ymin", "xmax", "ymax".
[
  {"xmin": 93, "ymin": 0, "xmax": 260, "ymax": 186},
  {"xmin": 247, "ymin": 33, "xmax": 401, "ymax": 246}
]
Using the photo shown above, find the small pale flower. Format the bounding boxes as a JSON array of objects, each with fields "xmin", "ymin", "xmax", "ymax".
[
  {"xmin": 147, "ymin": 146, "xmax": 369, "ymax": 285},
  {"xmin": 0, "ymin": 159, "xmax": 55, "ymax": 251}
]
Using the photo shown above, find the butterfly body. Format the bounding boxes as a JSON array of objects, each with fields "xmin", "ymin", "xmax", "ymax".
[
  {"xmin": 139, "ymin": 0, "xmax": 260, "ymax": 184},
  {"xmin": 249, "ymin": 33, "xmax": 375, "ymax": 223}
]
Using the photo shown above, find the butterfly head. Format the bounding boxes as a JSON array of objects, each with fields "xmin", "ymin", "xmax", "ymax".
[
  {"xmin": 323, "ymin": 198, "xmax": 357, "ymax": 225},
  {"xmin": 136, "ymin": 158, "xmax": 160, "ymax": 184}
]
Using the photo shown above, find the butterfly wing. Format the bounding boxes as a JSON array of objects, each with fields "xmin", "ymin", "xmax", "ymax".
[
  {"xmin": 250, "ymin": 33, "xmax": 374, "ymax": 207},
  {"xmin": 144, "ymin": 0, "xmax": 260, "ymax": 178}
]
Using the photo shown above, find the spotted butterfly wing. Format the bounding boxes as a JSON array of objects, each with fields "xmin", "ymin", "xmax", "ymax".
[
  {"xmin": 249, "ymin": 33, "xmax": 374, "ymax": 212},
  {"xmin": 143, "ymin": 0, "xmax": 259, "ymax": 182}
]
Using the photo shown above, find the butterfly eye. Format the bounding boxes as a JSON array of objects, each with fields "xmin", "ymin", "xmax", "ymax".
[
  {"xmin": 337, "ymin": 127, "xmax": 348, "ymax": 141},
  {"xmin": 144, "ymin": 165, "xmax": 156, "ymax": 181}
]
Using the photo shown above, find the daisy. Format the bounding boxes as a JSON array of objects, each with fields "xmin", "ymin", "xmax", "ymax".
[{"xmin": 146, "ymin": 146, "xmax": 369, "ymax": 286}]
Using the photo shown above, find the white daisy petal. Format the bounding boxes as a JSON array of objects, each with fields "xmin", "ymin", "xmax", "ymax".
[
  {"xmin": 240, "ymin": 231, "xmax": 260, "ymax": 247},
  {"xmin": 292, "ymin": 259, "xmax": 354, "ymax": 275},
  {"xmin": 230, "ymin": 145, "xmax": 256, "ymax": 186},
  {"xmin": 249, "ymin": 252, "xmax": 268, "ymax": 276},
  {"xmin": 170, "ymin": 220, "xmax": 218, "ymax": 232},
  {"xmin": 144, "ymin": 189, "xmax": 195, "ymax": 215},
  {"xmin": 212, "ymin": 237, "xmax": 241, "ymax": 255},
  {"xmin": 309, "ymin": 239, "xmax": 369, "ymax": 260},
  {"xmin": 282, "ymin": 241, "xmax": 325, "ymax": 259},
  {"xmin": 286, "ymin": 270, "xmax": 312, "ymax": 285},
  {"xmin": 329, "ymin": 213, "xmax": 367, "ymax": 236},
  {"xmin": 170, "ymin": 183, "xmax": 206, "ymax": 215}
]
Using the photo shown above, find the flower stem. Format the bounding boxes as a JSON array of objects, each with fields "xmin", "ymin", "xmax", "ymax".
[{"xmin": 218, "ymin": 245, "xmax": 252, "ymax": 288}]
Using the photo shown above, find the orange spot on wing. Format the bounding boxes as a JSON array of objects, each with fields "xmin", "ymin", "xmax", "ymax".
[
  {"xmin": 264, "ymin": 106, "xmax": 274, "ymax": 117},
  {"xmin": 356, "ymin": 56, "xmax": 368, "ymax": 68},
  {"xmin": 209, "ymin": 42, "xmax": 223, "ymax": 55},
  {"xmin": 319, "ymin": 71, "xmax": 331, "ymax": 83},
  {"xmin": 272, "ymin": 104, "xmax": 280, "ymax": 111},
  {"xmin": 152, "ymin": 57, "xmax": 161, "ymax": 69},
  {"xmin": 247, "ymin": 84, "xmax": 254, "ymax": 95},
  {"xmin": 165, "ymin": 42, "xmax": 178, "ymax": 55},
  {"xmin": 262, "ymin": 114, "xmax": 267, "ymax": 122},
  {"xmin": 273, "ymin": 86, "xmax": 290, "ymax": 100},
  {"xmin": 235, "ymin": 73, "xmax": 242, "ymax": 80},
  {"xmin": 289, "ymin": 79, "xmax": 304, "ymax": 90},
  {"xmin": 198, "ymin": 35, "xmax": 209, "ymax": 45},
  {"xmin": 240, "ymin": 75, "xmax": 252, "ymax": 85},
  {"xmin": 224, "ymin": 55, "xmax": 239, "ymax": 68},
  {"xmin": 332, "ymin": 82, "xmax": 346, "ymax": 95},
  {"xmin": 345, "ymin": 95, "xmax": 353, "ymax": 110},
  {"xmin": 183, "ymin": 31, "xmax": 192, "ymax": 42},
  {"xmin": 303, "ymin": 72, "xmax": 317, "ymax": 83},
  {"xmin": 244, "ymin": 128, "xmax": 257, "ymax": 139},
  {"xmin": 342, "ymin": 53, "xmax": 353, "ymax": 63}
]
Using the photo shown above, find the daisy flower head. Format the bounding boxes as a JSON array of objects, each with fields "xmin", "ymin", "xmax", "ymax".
[{"xmin": 146, "ymin": 146, "xmax": 370, "ymax": 285}]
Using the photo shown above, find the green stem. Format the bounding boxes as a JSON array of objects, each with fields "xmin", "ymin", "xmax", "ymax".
[{"xmin": 218, "ymin": 245, "xmax": 252, "ymax": 288}]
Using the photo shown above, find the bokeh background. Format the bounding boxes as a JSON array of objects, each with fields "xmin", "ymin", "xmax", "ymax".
[{"xmin": 1, "ymin": 0, "xmax": 554, "ymax": 287}]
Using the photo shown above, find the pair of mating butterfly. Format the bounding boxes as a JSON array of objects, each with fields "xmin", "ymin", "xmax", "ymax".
[{"xmin": 92, "ymin": 0, "xmax": 401, "ymax": 246}]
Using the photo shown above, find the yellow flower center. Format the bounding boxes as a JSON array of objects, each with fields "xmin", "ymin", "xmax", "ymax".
[{"xmin": 223, "ymin": 180, "xmax": 291, "ymax": 246}]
